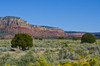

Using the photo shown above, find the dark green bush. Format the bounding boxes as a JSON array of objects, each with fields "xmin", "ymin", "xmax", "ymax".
[
  {"xmin": 34, "ymin": 37, "xmax": 38, "ymax": 39},
  {"xmin": 39, "ymin": 38, "xmax": 43, "ymax": 40},
  {"xmin": 11, "ymin": 33, "xmax": 33, "ymax": 51},
  {"xmin": 72, "ymin": 37, "xmax": 78, "ymax": 40},
  {"xmin": 58, "ymin": 37, "xmax": 64, "ymax": 39},
  {"xmin": 81, "ymin": 33, "xmax": 96, "ymax": 43},
  {"xmin": 1, "ymin": 37, "xmax": 5, "ymax": 40}
]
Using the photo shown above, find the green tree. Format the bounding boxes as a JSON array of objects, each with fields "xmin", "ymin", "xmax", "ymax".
[
  {"xmin": 11, "ymin": 33, "xmax": 33, "ymax": 51},
  {"xmin": 81, "ymin": 33, "xmax": 96, "ymax": 43}
]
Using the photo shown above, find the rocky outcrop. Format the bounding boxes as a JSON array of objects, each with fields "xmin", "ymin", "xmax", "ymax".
[
  {"xmin": 0, "ymin": 16, "xmax": 67, "ymax": 39},
  {"xmin": 67, "ymin": 33, "xmax": 85, "ymax": 37},
  {"xmin": 65, "ymin": 31, "xmax": 86, "ymax": 37}
]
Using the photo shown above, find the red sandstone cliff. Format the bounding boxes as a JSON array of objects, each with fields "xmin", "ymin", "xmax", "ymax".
[{"xmin": 0, "ymin": 16, "xmax": 67, "ymax": 39}]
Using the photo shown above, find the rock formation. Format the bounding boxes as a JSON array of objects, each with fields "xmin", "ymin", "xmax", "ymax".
[{"xmin": 0, "ymin": 16, "xmax": 67, "ymax": 39}]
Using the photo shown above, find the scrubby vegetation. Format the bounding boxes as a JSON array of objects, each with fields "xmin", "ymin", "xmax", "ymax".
[
  {"xmin": 0, "ymin": 38, "xmax": 100, "ymax": 66},
  {"xmin": 72, "ymin": 37, "xmax": 79, "ymax": 40}
]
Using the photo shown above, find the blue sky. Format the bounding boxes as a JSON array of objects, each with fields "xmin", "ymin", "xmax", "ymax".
[{"xmin": 0, "ymin": 0, "xmax": 100, "ymax": 32}]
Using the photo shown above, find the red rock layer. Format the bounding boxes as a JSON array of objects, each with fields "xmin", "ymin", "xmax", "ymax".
[{"xmin": 0, "ymin": 16, "xmax": 67, "ymax": 39}]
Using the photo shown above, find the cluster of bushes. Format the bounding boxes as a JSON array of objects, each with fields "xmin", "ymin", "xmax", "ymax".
[
  {"xmin": 28, "ymin": 57, "xmax": 99, "ymax": 66},
  {"xmin": 35, "ymin": 37, "xmax": 43, "ymax": 40},
  {"xmin": 0, "ymin": 33, "xmax": 99, "ymax": 66},
  {"xmin": 58, "ymin": 33, "xmax": 96, "ymax": 44},
  {"xmin": 58, "ymin": 37, "xmax": 65, "ymax": 39},
  {"xmin": 72, "ymin": 37, "xmax": 79, "ymax": 40},
  {"xmin": 10, "ymin": 33, "xmax": 97, "ymax": 51},
  {"xmin": 55, "ymin": 57, "xmax": 98, "ymax": 66},
  {"xmin": 3, "ymin": 55, "xmax": 99, "ymax": 66}
]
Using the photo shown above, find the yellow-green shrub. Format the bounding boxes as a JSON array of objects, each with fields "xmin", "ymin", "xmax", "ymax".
[
  {"xmin": 87, "ymin": 58, "xmax": 98, "ymax": 66},
  {"xmin": 80, "ymin": 61, "xmax": 90, "ymax": 66},
  {"xmin": 71, "ymin": 61, "xmax": 78, "ymax": 66}
]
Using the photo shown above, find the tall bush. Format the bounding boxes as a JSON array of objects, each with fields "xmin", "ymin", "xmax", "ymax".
[
  {"xmin": 11, "ymin": 33, "xmax": 33, "ymax": 51},
  {"xmin": 81, "ymin": 33, "xmax": 96, "ymax": 43}
]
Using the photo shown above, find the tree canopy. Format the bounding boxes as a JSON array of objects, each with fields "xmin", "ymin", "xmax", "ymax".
[
  {"xmin": 11, "ymin": 33, "xmax": 33, "ymax": 51},
  {"xmin": 81, "ymin": 33, "xmax": 96, "ymax": 43}
]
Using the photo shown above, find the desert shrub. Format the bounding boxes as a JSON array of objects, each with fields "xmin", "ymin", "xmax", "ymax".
[
  {"xmin": 79, "ymin": 61, "xmax": 90, "ymax": 66},
  {"xmin": 39, "ymin": 38, "xmax": 43, "ymax": 40},
  {"xmin": 75, "ymin": 48, "xmax": 88, "ymax": 58},
  {"xmin": 29, "ymin": 61, "xmax": 51, "ymax": 66},
  {"xmin": 62, "ymin": 64, "xmax": 70, "ymax": 66},
  {"xmin": 46, "ymin": 64, "xmax": 51, "ymax": 66},
  {"xmin": 16, "ymin": 51, "xmax": 37, "ymax": 66},
  {"xmin": 1, "ymin": 37, "xmax": 5, "ymax": 40},
  {"xmin": 11, "ymin": 33, "xmax": 33, "ymax": 51},
  {"xmin": 34, "ymin": 37, "xmax": 38, "ymax": 39},
  {"xmin": 5, "ymin": 64, "xmax": 10, "ymax": 66},
  {"xmin": 36, "ymin": 56, "xmax": 48, "ymax": 66},
  {"xmin": 72, "ymin": 37, "xmax": 78, "ymax": 40},
  {"xmin": 62, "ymin": 61, "xmax": 71, "ymax": 66},
  {"xmin": 43, "ymin": 51, "xmax": 59, "ymax": 63},
  {"xmin": 28, "ymin": 63, "xmax": 35, "ymax": 66},
  {"xmin": 87, "ymin": 58, "xmax": 98, "ymax": 66},
  {"xmin": 17, "ymin": 57, "xmax": 31, "ymax": 66},
  {"xmin": 5, "ymin": 58, "xmax": 17, "ymax": 66},
  {"xmin": 28, "ymin": 56, "xmax": 51, "ymax": 66},
  {"xmin": 81, "ymin": 33, "xmax": 96, "ymax": 43},
  {"xmin": 30, "ymin": 61, "xmax": 40, "ymax": 66},
  {"xmin": 63, "ymin": 44, "xmax": 68, "ymax": 47},
  {"xmin": 62, "ymin": 42, "xmax": 68, "ymax": 48},
  {"xmin": 53, "ymin": 62, "xmax": 60, "ymax": 66},
  {"xmin": 58, "ymin": 37, "xmax": 64, "ymax": 39},
  {"xmin": 71, "ymin": 61, "xmax": 78, "ymax": 66},
  {"xmin": 59, "ymin": 48, "xmax": 80, "ymax": 60},
  {"xmin": 0, "ymin": 53, "xmax": 13, "ymax": 66},
  {"xmin": 0, "ymin": 47, "xmax": 8, "ymax": 52}
]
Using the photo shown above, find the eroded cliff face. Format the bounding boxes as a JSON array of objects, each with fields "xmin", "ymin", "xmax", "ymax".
[
  {"xmin": 0, "ymin": 16, "xmax": 67, "ymax": 39},
  {"xmin": 31, "ymin": 25, "xmax": 67, "ymax": 38}
]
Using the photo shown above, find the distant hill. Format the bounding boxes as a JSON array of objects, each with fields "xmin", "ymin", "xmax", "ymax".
[
  {"xmin": 65, "ymin": 31, "xmax": 100, "ymax": 37},
  {"xmin": 65, "ymin": 31, "xmax": 87, "ymax": 33},
  {"xmin": 92, "ymin": 32, "xmax": 100, "ymax": 37},
  {"xmin": 40, "ymin": 26, "xmax": 58, "ymax": 28},
  {"xmin": 65, "ymin": 31, "xmax": 86, "ymax": 37}
]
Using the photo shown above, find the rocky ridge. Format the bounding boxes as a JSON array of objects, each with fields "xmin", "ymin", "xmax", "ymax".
[{"xmin": 0, "ymin": 16, "xmax": 67, "ymax": 39}]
